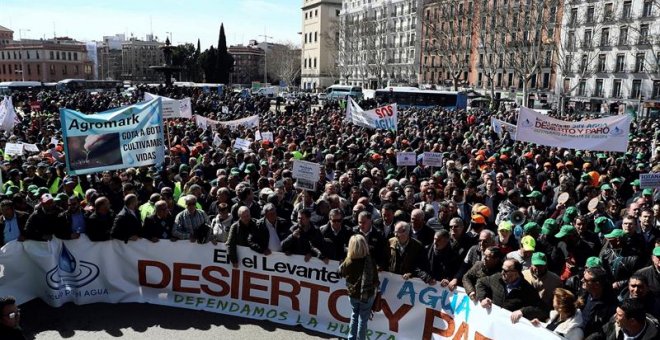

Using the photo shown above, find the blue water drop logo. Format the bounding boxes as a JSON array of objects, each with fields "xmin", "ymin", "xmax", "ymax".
[
  {"xmin": 127, "ymin": 154, "xmax": 135, "ymax": 164},
  {"xmin": 59, "ymin": 244, "xmax": 76, "ymax": 273}
]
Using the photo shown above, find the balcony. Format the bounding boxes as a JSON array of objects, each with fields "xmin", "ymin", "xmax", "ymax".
[
  {"xmin": 613, "ymin": 67, "xmax": 627, "ymax": 75},
  {"xmin": 636, "ymin": 38, "xmax": 651, "ymax": 47},
  {"xmin": 602, "ymin": 15, "xmax": 615, "ymax": 24},
  {"xmin": 599, "ymin": 40, "xmax": 613, "ymax": 50},
  {"xmin": 616, "ymin": 40, "xmax": 631, "ymax": 49}
]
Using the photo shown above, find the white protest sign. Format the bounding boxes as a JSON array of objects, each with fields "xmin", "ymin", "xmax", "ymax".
[
  {"xmin": 422, "ymin": 152, "xmax": 444, "ymax": 167},
  {"xmin": 491, "ymin": 117, "xmax": 517, "ymax": 139},
  {"xmin": 195, "ymin": 115, "xmax": 218, "ymax": 130},
  {"xmin": 145, "ymin": 93, "xmax": 192, "ymax": 119},
  {"xmin": 212, "ymin": 135, "xmax": 222, "ymax": 147},
  {"xmin": 233, "ymin": 138, "xmax": 251, "ymax": 151},
  {"xmin": 261, "ymin": 132, "xmax": 274, "ymax": 143},
  {"xmin": 349, "ymin": 102, "xmax": 398, "ymax": 131},
  {"xmin": 292, "ymin": 160, "xmax": 321, "ymax": 182},
  {"xmin": 639, "ymin": 173, "xmax": 660, "ymax": 189},
  {"xmin": 396, "ymin": 152, "xmax": 416, "ymax": 166},
  {"xmin": 4, "ymin": 142, "xmax": 24, "ymax": 156},
  {"xmin": 22, "ymin": 143, "xmax": 40, "ymax": 153},
  {"xmin": 255, "ymin": 130, "xmax": 262, "ymax": 141}
]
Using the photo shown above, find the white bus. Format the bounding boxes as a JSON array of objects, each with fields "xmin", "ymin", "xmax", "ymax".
[{"xmin": 325, "ymin": 85, "xmax": 363, "ymax": 100}]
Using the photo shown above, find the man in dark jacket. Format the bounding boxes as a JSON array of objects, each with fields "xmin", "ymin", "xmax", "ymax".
[
  {"xmin": 463, "ymin": 246, "xmax": 503, "ymax": 301},
  {"xmin": 476, "ymin": 259, "xmax": 548, "ymax": 323},
  {"xmin": 579, "ymin": 265, "xmax": 617, "ymax": 336},
  {"xmin": 85, "ymin": 197, "xmax": 114, "ymax": 241},
  {"xmin": 320, "ymin": 208, "xmax": 353, "ymax": 261},
  {"xmin": 353, "ymin": 210, "xmax": 389, "ymax": 270},
  {"xmin": 281, "ymin": 208, "xmax": 327, "ymax": 263},
  {"xmin": 111, "ymin": 194, "xmax": 142, "ymax": 243},
  {"xmin": 250, "ymin": 203, "xmax": 291, "ymax": 255},
  {"xmin": 226, "ymin": 205, "xmax": 259, "ymax": 267},
  {"xmin": 388, "ymin": 221, "xmax": 433, "ymax": 284},
  {"xmin": 426, "ymin": 230, "xmax": 460, "ymax": 289},
  {"xmin": 597, "ymin": 299, "xmax": 659, "ymax": 340},
  {"xmin": 142, "ymin": 200, "xmax": 175, "ymax": 242},
  {"xmin": 0, "ymin": 200, "xmax": 29, "ymax": 246},
  {"xmin": 0, "ymin": 296, "xmax": 25, "ymax": 340},
  {"xmin": 410, "ymin": 208, "xmax": 434, "ymax": 247},
  {"xmin": 24, "ymin": 194, "xmax": 61, "ymax": 241},
  {"xmin": 634, "ymin": 246, "xmax": 660, "ymax": 298}
]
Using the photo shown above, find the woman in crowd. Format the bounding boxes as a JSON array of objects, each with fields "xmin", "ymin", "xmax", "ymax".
[{"xmin": 531, "ymin": 288, "xmax": 584, "ymax": 340}]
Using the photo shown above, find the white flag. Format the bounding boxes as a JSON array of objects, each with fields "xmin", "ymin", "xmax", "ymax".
[{"xmin": 0, "ymin": 96, "xmax": 18, "ymax": 131}]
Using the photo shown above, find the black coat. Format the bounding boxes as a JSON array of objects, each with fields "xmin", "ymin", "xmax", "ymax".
[
  {"xmin": 142, "ymin": 214, "xmax": 175, "ymax": 240},
  {"xmin": 24, "ymin": 206, "xmax": 61, "ymax": 241},
  {"xmin": 281, "ymin": 224, "xmax": 325, "ymax": 259},
  {"xmin": 411, "ymin": 224, "xmax": 435, "ymax": 247},
  {"xmin": 476, "ymin": 272, "xmax": 548, "ymax": 320},
  {"xmin": 353, "ymin": 226, "xmax": 389, "ymax": 270},
  {"xmin": 426, "ymin": 244, "xmax": 460, "ymax": 281},
  {"xmin": 388, "ymin": 237, "xmax": 431, "ymax": 282},
  {"xmin": 111, "ymin": 207, "xmax": 142, "ymax": 242},
  {"xmin": 226, "ymin": 219, "xmax": 259, "ymax": 263},
  {"xmin": 0, "ymin": 210, "xmax": 29, "ymax": 246},
  {"xmin": 251, "ymin": 217, "xmax": 291, "ymax": 253},
  {"xmin": 319, "ymin": 223, "xmax": 354, "ymax": 261},
  {"xmin": 85, "ymin": 211, "xmax": 115, "ymax": 241}
]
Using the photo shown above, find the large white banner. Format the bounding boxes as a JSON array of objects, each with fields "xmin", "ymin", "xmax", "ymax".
[
  {"xmin": 0, "ymin": 96, "xmax": 19, "ymax": 131},
  {"xmin": 352, "ymin": 104, "xmax": 398, "ymax": 132},
  {"xmin": 491, "ymin": 117, "xmax": 517, "ymax": 140},
  {"xmin": 516, "ymin": 107, "xmax": 631, "ymax": 152},
  {"xmin": 144, "ymin": 93, "xmax": 192, "ymax": 119},
  {"xmin": 218, "ymin": 115, "xmax": 259, "ymax": 130},
  {"xmin": 0, "ymin": 238, "xmax": 559, "ymax": 340}
]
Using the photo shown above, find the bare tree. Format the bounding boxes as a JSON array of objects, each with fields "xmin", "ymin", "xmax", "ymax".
[
  {"xmin": 267, "ymin": 42, "xmax": 301, "ymax": 89},
  {"xmin": 423, "ymin": 0, "xmax": 474, "ymax": 91},
  {"xmin": 475, "ymin": 0, "xmax": 511, "ymax": 109}
]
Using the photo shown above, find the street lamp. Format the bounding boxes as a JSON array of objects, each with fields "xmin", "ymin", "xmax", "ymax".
[{"xmin": 18, "ymin": 29, "xmax": 30, "ymax": 81}]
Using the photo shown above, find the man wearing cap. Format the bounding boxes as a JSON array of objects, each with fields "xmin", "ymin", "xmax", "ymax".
[
  {"xmin": 476, "ymin": 259, "xmax": 547, "ymax": 323},
  {"xmin": 24, "ymin": 193, "xmax": 61, "ymax": 241},
  {"xmin": 506, "ymin": 235, "xmax": 536, "ymax": 270},
  {"xmin": 0, "ymin": 200, "xmax": 29, "ymax": 247},
  {"xmin": 555, "ymin": 224, "xmax": 597, "ymax": 281},
  {"xmin": 523, "ymin": 252, "xmax": 561, "ymax": 307}
]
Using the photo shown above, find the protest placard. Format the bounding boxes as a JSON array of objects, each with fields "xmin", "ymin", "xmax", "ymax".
[
  {"xmin": 292, "ymin": 160, "xmax": 321, "ymax": 182},
  {"xmin": 396, "ymin": 152, "xmax": 416, "ymax": 166},
  {"xmin": 422, "ymin": 152, "xmax": 443, "ymax": 167}
]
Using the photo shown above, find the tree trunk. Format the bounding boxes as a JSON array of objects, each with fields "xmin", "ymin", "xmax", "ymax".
[{"xmin": 522, "ymin": 78, "xmax": 528, "ymax": 108}]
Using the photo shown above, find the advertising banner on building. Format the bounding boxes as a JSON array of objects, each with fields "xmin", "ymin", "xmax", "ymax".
[
  {"xmin": 515, "ymin": 107, "xmax": 631, "ymax": 152},
  {"xmin": 0, "ymin": 238, "xmax": 560, "ymax": 340},
  {"xmin": 144, "ymin": 93, "xmax": 192, "ymax": 119},
  {"xmin": 60, "ymin": 98, "xmax": 164, "ymax": 175}
]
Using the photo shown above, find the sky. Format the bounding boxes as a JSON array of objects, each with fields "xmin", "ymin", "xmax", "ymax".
[{"xmin": 0, "ymin": 0, "xmax": 302, "ymax": 49}]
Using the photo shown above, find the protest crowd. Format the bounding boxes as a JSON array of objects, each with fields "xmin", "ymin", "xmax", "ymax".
[{"xmin": 1, "ymin": 84, "xmax": 660, "ymax": 340}]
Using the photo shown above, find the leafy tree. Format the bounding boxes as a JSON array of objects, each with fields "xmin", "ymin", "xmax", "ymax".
[{"xmin": 200, "ymin": 46, "xmax": 218, "ymax": 82}]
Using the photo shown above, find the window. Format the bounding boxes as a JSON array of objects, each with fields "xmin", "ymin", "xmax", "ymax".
[
  {"xmin": 631, "ymin": 80, "xmax": 641, "ymax": 98},
  {"xmin": 601, "ymin": 28, "xmax": 610, "ymax": 46},
  {"xmin": 622, "ymin": 1, "xmax": 631, "ymax": 19},
  {"xmin": 618, "ymin": 26, "xmax": 628, "ymax": 45},
  {"xmin": 49, "ymin": 64, "xmax": 55, "ymax": 75},
  {"xmin": 580, "ymin": 55, "xmax": 588, "ymax": 72},
  {"xmin": 604, "ymin": 3, "xmax": 613, "ymax": 21},
  {"xmin": 305, "ymin": 12, "xmax": 307, "ymax": 20},
  {"xmin": 68, "ymin": 52, "xmax": 72, "ymax": 60},
  {"xmin": 303, "ymin": 59, "xmax": 307, "ymax": 68},
  {"xmin": 635, "ymin": 53, "xmax": 645, "ymax": 72},
  {"xmin": 569, "ymin": 8, "xmax": 577, "ymax": 25},
  {"xmin": 642, "ymin": 0, "xmax": 652, "ymax": 17},
  {"xmin": 595, "ymin": 79, "xmax": 603, "ymax": 97},
  {"xmin": 542, "ymin": 73, "xmax": 549, "ymax": 88},
  {"xmin": 49, "ymin": 51, "xmax": 54, "ymax": 59},
  {"xmin": 583, "ymin": 30, "xmax": 592, "ymax": 48},
  {"xmin": 612, "ymin": 79, "xmax": 622, "ymax": 97},
  {"xmin": 578, "ymin": 79, "xmax": 586, "ymax": 96},
  {"xmin": 74, "ymin": 53, "xmax": 77, "ymax": 61},
  {"xmin": 27, "ymin": 64, "xmax": 31, "ymax": 75},
  {"xmin": 26, "ymin": 51, "xmax": 29, "ymax": 60},
  {"xmin": 304, "ymin": 34, "xmax": 307, "ymax": 44},
  {"xmin": 314, "ymin": 32, "xmax": 318, "ymax": 42},
  {"xmin": 37, "ymin": 64, "xmax": 40, "ymax": 75},
  {"xmin": 598, "ymin": 54, "xmax": 607, "ymax": 72},
  {"xmin": 313, "ymin": 58, "xmax": 316, "ymax": 68},
  {"xmin": 315, "ymin": 9, "xmax": 318, "ymax": 17},
  {"xmin": 616, "ymin": 54, "xmax": 625, "ymax": 72},
  {"xmin": 653, "ymin": 80, "xmax": 660, "ymax": 98},
  {"xmin": 586, "ymin": 7, "xmax": 594, "ymax": 23},
  {"xmin": 567, "ymin": 31, "xmax": 575, "ymax": 49},
  {"xmin": 496, "ymin": 73, "xmax": 502, "ymax": 87},
  {"xmin": 639, "ymin": 24, "xmax": 649, "ymax": 44}
]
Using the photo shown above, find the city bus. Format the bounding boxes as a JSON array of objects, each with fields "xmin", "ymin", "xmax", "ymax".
[
  {"xmin": 325, "ymin": 85, "xmax": 363, "ymax": 100},
  {"xmin": 56, "ymin": 79, "xmax": 123, "ymax": 93},
  {"xmin": 0, "ymin": 81, "xmax": 45, "ymax": 95},
  {"xmin": 374, "ymin": 87, "xmax": 468, "ymax": 109}
]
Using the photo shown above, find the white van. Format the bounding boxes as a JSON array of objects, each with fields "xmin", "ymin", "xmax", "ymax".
[{"xmin": 254, "ymin": 86, "xmax": 279, "ymax": 98}]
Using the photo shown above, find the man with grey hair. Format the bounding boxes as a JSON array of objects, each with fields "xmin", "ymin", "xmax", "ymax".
[
  {"xmin": 410, "ymin": 208, "xmax": 434, "ymax": 247},
  {"xmin": 354, "ymin": 210, "xmax": 389, "ymax": 270},
  {"xmin": 251, "ymin": 203, "xmax": 291, "ymax": 255},
  {"xmin": 427, "ymin": 230, "xmax": 460, "ymax": 289},
  {"xmin": 111, "ymin": 194, "xmax": 142, "ymax": 243},
  {"xmin": 173, "ymin": 195, "xmax": 210, "ymax": 243},
  {"xmin": 142, "ymin": 200, "xmax": 175, "ymax": 242},
  {"xmin": 458, "ymin": 229, "xmax": 497, "ymax": 279},
  {"xmin": 388, "ymin": 221, "xmax": 433, "ymax": 283},
  {"xmin": 226, "ymin": 205, "xmax": 259, "ymax": 267}
]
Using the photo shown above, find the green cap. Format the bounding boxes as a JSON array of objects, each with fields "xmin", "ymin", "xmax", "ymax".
[
  {"xmin": 600, "ymin": 183, "xmax": 612, "ymax": 191},
  {"xmin": 531, "ymin": 252, "xmax": 547, "ymax": 266},
  {"xmin": 630, "ymin": 179, "xmax": 641, "ymax": 186},
  {"xmin": 54, "ymin": 193, "xmax": 69, "ymax": 202},
  {"xmin": 642, "ymin": 188, "xmax": 653, "ymax": 196},
  {"xmin": 585, "ymin": 256, "xmax": 602, "ymax": 268},
  {"xmin": 610, "ymin": 177, "xmax": 622, "ymax": 184},
  {"xmin": 230, "ymin": 167, "xmax": 241, "ymax": 176},
  {"xmin": 541, "ymin": 219, "xmax": 559, "ymax": 235},
  {"xmin": 433, "ymin": 171, "xmax": 442, "ymax": 177},
  {"xmin": 27, "ymin": 184, "xmax": 39, "ymax": 195},
  {"xmin": 4, "ymin": 186, "xmax": 19, "ymax": 196},
  {"xmin": 526, "ymin": 191, "xmax": 542, "ymax": 199},
  {"xmin": 385, "ymin": 174, "xmax": 396, "ymax": 181},
  {"xmin": 524, "ymin": 222, "xmax": 541, "ymax": 234},
  {"xmin": 555, "ymin": 225, "xmax": 576, "ymax": 238},
  {"xmin": 179, "ymin": 164, "xmax": 191, "ymax": 173},
  {"xmin": 292, "ymin": 151, "xmax": 303, "ymax": 160},
  {"xmin": 562, "ymin": 207, "xmax": 578, "ymax": 223},
  {"xmin": 37, "ymin": 187, "xmax": 50, "ymax": 196},
  {"xmin": 597, "ymin": 153, "xmax": 606, "ymax": 159},
  {"xmin": 245, "ymin": 163, "xmax": 257, "ymax": 174},
  {"xmin": 653, "ymin": 246, "xmax": 660, "ymax": 257},
  {"xmin": 636, "ymin": 153, "xmax": 645, "ymax": 160},
  {"xmin": 594, "ymin": 216, "xmax": 611, "ymax": 233},
  {"xmin": 604, "ymin": 228, "xmax": 624, "ymax": 239},
  {"xmin": 581, "ymin": 173, "xmax": 591, "ymax": 181}
]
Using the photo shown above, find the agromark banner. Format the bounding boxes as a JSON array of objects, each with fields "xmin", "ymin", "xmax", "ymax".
[
  {"xmin": 60, "ymin": 98, "xmax": 164, "ymax": 175},
  {"xmin": 0, "ymin": 238, "xmax": 560, "ymax": 340}
]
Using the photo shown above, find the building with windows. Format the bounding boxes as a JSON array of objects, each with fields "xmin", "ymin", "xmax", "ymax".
[
  {"xmin": 0, "ymin": 25, "xmax": 12, "ymax": 46},
  {"xmin": 420, "ymin": 0, "xmax": 562, "ymax": 109},
  {"xmin": 120, "ymin": 38, "xmax": 164, "ymax": 82},
  {"xmin": 557, "ymin": 0, "xmax": 659, "ymax": 114},
  {"xmin": 96, "ymin": 34, "xmax": 125, "ymax": 80},
  {"xmin": 301, "ymin": 0, "xmax": 343, "ymax": 91},
  {"xmin": 339, "ymin": 0, "xmax": 422, "ymax": 89},
  {"xmin": 229, "ymin": 42, "xmax": 265, "ymax": 85},
  {"xmin": 0, "ymin": 34, "xmax": 93, "ymax": 82}
]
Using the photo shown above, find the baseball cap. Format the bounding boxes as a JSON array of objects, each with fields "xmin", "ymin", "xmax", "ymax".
[
  {"xmin": 585, "ymin": 256, "xmax": 602, "ymax": 268},
  {"xmin": 642, "ymin": 188, "xmax": 653, "ymax": 196},
  {"xmin": 498, "ymin": 220, "xmax": 513, "ymax": 232},
  {"xmin": 653, "ymin": 246, "xmax": 660, "ymax": 257},
  {"xmin": 40, "ymin": 193, "xmax": 54, "ymax": 203},
  {"xmin": 600, "ymin": 183, "xmax": 612, "ymax": 191},
  {"xmin": 531, "ymin": 252, "xmax": 547, "ymax": 266},
  {"xmin": 541, "ymin": 219, "xmax": 559, "ymax": 235},
  {"xmin": 562, "ymin": 206, "xmax": 578, "ymax": 223},
  {"xmin": 521, "ymin": 235, "xmax": 536, "ymax": 251},
  {"xmin": 524, "ymin": 222, "xmax": 541, "ymax": 234},
  {"xmin": 555, "ymin": 225, "xmax": 576, "ymax": 238},
  {"xmin": 526, "ymin": 191, "xmax": 542, "ymax": 199},
  {"xmin": 610, "ymin": 177, "xmax": 622, "ymax": 184},
  {"xmin": 594, "ymin": 216, "xmax": 612, "ymax": 233},
  {"xmin": 604, "ymin": 228, "xmax": 624, "ymax": 239},
  {"xmin": 630, "ymin": 179, "xmax": 640, "ymax": 186},
  {"xmin": 471, "ymin": 214, "xmax": 486, "ymax": 224}
]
